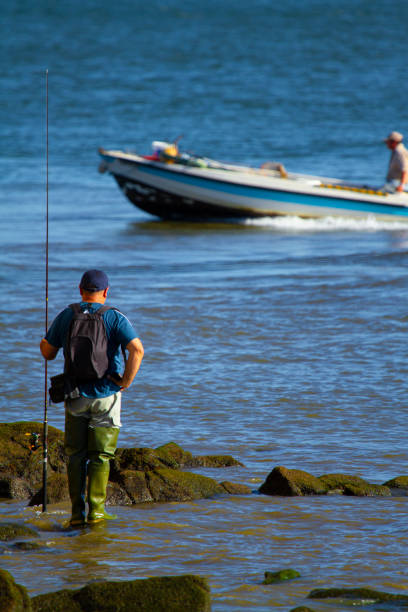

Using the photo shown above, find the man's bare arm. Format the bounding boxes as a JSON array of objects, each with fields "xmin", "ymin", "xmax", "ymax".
[
  {"xmin": 40, "ymin": 338, "xmax": 59, "ymax": 360},
  {"xmin": 110, "ymin": 338, "xmax": 144, "ymax": 391}
]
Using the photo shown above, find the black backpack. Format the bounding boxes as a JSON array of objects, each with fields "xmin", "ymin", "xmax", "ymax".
[{"xmin": 64, "ymin": 303, "xmax": 113, "ymax": 383}]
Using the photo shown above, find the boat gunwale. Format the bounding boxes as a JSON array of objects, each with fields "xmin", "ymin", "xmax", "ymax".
[{"xmin": 99, "ymin": 149, "xmax": 408, "ymax": 214}]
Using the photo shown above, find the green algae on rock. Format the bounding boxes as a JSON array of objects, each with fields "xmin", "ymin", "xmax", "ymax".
[
  {"xmin": 308, "ymin": 587, "xmax": 408, "ymax": 605},
  {"xmin": 259, "ymin": 467, "xmax": 395, "ymax": 497},
  {"xmin": 319, "ymin": 473, "xmax": 391, "ymax": 497},
  {"xmin": 219, "ymin": 481, "xmax": 252, "ymax": 495},
  {"xmin": 343, "ymin": 483, "xmax": 391, "ymax": 496},
  {"xmin": 318, "ymin": 473, "xmax": 369, "ymax": 492},
  {"xmin": 259, "ymin": 466, "xmax": 327, "ymax": 496},
  {"xmin": 0, "ymin": 422, "xmax": 246, "ymax": 507},
  {"xmin": 383, "ymin": 475, "xmax": 408, "ymax": 491},
  {"xmin": 0, "ymin": 421, "xmax": 65, "ymax": 501},
  {"xmin": 28, "ymin": 472, "xmax": 69, "ymax": 506},
  {"xmin": 0, "ymin": 568, "xmax": 32, "ymax": 612},
  {"xmin": 31, "ymin": 575, "xmax": 211, "ymax": 612},
  {"xmin": 146, "ymin": 468, "xmax": 224, "ymax": 502},
  {"xmin": 0, "ymin": 522, "xmax": 38, "ymax": 541},
  {"xmin": 263, "ymin": 569, "xmax": 301, "ymax": 584}
]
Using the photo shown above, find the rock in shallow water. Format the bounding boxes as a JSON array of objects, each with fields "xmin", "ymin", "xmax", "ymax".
[
  {"xmin": 31, "ymin": 574, "xmax": 211, "ymax": 612},
  {"xmin": 259, "ymin": 467, "xmax": 393, "ymax": 497},
  {"xmin": 0, "ymin": 568, "xmax": 31, "ymax": 611},
  {"xmin": 0, "ymin": 422, "xmax": 249, "ymax": 506}
]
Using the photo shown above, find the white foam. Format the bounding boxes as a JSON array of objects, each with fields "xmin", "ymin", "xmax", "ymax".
[{"xmin": 243, "ymin": 215, "xmax": 408, "ymax": 233}]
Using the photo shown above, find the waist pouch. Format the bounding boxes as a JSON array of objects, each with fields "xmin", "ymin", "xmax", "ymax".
[{"xmin": 49, "ymin": 373, "xmax": 80, "ymax": 404}]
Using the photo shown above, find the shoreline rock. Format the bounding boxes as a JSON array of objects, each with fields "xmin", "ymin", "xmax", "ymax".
[
  {"xmin": 259, "ymin": 466, "xmax": 397, "ymax": 497},
  {"xmin": 308, "ymin": 586, "xmax": 408, "ymax": 605},
  {"xmin": 0, "ymin": 422, "xmax": 251, "ymax": 507},
  {"xmin": 3, "ymin": 422, "xmax": 408, "ymax": 506},
  {"xmin": 0, "ymin": 568, "xmax": 211, "ymax": 612}
]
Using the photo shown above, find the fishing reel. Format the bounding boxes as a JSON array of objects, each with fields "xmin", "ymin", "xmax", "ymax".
[{"xmin": 25, "ymin": 432, "xmax": 41, "ymax": 452}]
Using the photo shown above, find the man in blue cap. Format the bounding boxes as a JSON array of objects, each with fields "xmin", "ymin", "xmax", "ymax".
[{"xmin": 40, "ymin": 269, "xmax": 144, "ymax": 526}]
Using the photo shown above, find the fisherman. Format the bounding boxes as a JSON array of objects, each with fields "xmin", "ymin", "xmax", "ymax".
[
  {"xmin": 384, "ymin": 131, "xmax": 408, "ymax": 193},
  {"xmin": 40, "ymin": 269, "xmax": 144, "ymax": 526}
]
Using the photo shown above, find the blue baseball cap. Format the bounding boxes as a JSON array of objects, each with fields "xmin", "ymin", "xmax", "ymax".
[{"xmin": 80, "ymin": 269, "xmax": 109, "ymax": 291}]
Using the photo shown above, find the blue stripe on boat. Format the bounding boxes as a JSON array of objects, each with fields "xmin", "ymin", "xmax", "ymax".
[{"xmin": 137, "ymin": 163, "xmax": 408, "ymax": 217}]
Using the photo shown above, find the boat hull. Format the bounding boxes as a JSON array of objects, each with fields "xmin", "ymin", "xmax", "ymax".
[
  {"xmin": 112, "ymin": 173, "xmax": 276, "ymax": 219},
  {"xmin": 99, "ymin": 149, "xmax": 408, "ymax": 222}
]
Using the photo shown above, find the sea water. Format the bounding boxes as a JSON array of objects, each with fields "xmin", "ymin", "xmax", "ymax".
[{"xmin": 1, "ymin": 1, "xmax": 408, "ymax": 609}]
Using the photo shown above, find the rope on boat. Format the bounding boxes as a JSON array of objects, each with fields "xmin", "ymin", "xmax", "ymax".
[{"xmin": 319, "ymin": 183, "xmax": 388, "ymax": 196}]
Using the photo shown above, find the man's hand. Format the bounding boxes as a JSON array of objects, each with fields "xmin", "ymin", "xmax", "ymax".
[
  {"xmin": 108, "ymin": 374, "xmax": 127, "ymax": 392},
  {"xmin": 108, "ymin": 338, "xmax": 144, "ymax": 391}
]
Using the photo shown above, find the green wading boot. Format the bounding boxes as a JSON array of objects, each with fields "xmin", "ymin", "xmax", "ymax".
[
  {"xmin": 65, "ymin": 412, "xmax": 89, "ymax": 527},
  {"xmin": 87, "ymin": 426, "xmax": 119, "ymax": 524}
]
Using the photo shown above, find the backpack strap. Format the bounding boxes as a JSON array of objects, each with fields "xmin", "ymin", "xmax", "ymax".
[
  {"xmin": 68, "ymin": 303, "xmax": 112, "ymax": 315},
  {"xmin": 69, "ymin": 303, "xmax": 83, "ymax": 313}
]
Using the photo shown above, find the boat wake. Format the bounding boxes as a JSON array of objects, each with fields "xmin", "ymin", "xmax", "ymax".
[{"xmin": 243, "ymin": 215, "xmax": 408, "ymax": 233}]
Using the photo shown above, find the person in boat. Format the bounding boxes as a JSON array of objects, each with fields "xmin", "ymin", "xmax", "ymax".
[
  {"xmin": 40, "ymin": 269, "xmax": 144, "ymax": 526},
  {"xmin": 384, "ymin": 131, "xmax": 408, "ymax": 192}
]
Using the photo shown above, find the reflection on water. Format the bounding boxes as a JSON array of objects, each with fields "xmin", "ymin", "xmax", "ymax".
[{"xmin": 2, "ymin": 494, "xmax": 408, "ymax": 611}]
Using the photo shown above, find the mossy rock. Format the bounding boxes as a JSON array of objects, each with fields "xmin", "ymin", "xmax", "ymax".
[
  {"xmin": 155, "ymin": 442, "xmax": 194, "ymax": 468},
  {"xmin": 383, "ymin": 475, "xmax": 408, "ymax": 490},
  {"xmin": 112, "ymin": 469, "xmax": 154, "ymax": 504},
  {"xmin": 111, "ymin": 447, "xmax": 166, "ymax": 475},
  {"xmin": 308, "ymin": 587, "xmax": 408, "ymax": 604},
  {"xmin": 0, "ymin": 422, "xmax": 245, "ymax": 506},
  {"xmin": 0, "ymin": 422, "xmax": 65, "ymax": 479},
  {"xmin": 0, "ymin": 522, "xmax": 38, "ymax": 542},
  {"xmin": 318, "ymin": 473, "xmax": 370, "ymax": 493},
  {"xmin": 31, "ymin": 575, "xmax": 211, "ymax": 611},
  {"xmin": 192, "ymin": 455, "xmax": 244, "ymax": 468},
  {"xmin": 147, "ymin": 468, "xmax": 224, "ymax": 502},
  {"xmin": 290, "ymin": 607, "xmax": 316, "ymax": 612},
  {"xmin": 0, "ymin": 475, "xmax": 34, "ymax": 501},
  {"xmin": 319, "ymin": 473, "xmax": 391, "ymax": 496},
  {"xmin": 0, "ymin": 568, "xmax": 31, "ymax": 611},
  {"xmin": 263, "ymin": 569, "xmax": 301, "ymax": 584},
  {"xmin": 343, "ymin": 483, "xmax": 391, "ymax": 497},
  {"xmin": 259, "ymin": 466, "xmax": 327, "ymax": 496},
  {"xmin": 28, "ymin": 472, "xmax": 69, "ymax": 507},
  {"xmin": 32, "ymin": 588, "xmax": 82, "ymax": 611},
  {"xmin": 219, "ymin": 481, "xmax": 252, "ymax": 495}
]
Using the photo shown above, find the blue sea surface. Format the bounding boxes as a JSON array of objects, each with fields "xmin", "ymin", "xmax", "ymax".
[{"xmin": 1, "ymin": 1, "xmax": 408, "ymax": 609}]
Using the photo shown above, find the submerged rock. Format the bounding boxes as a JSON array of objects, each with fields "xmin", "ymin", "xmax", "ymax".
[
  {"xmin": 308, "ymin": 586, "xmax": 408, "ymax": 605},
  {"xmin": 11, "ymin": 541, "xmax": 44, "ymax": 551},
  {"xmin": 0, "ymin": 521, "xmax": 38, "ymax": 541},
  {"xmin": 0, "ymin": 568, "xmax": 31, "ymax": 611},
  {"xmin": 383, "ymin": 475, "xmax": 408, "ymax": 492},
  {"xmin": 263, "ymin": 568, "xmax": 301, "ymax": 584},
  {"xmin": 31, "ymin": 574, "xmax": 211, "ymax": 612},
  {"xmin": 219, "ymin": 481, "xmax": 252, "ymax": 495}
]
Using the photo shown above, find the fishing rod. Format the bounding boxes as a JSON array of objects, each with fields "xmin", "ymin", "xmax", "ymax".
[{"xmin": 43, "ymin": 68, "xmax": 49, "ymax": 513}]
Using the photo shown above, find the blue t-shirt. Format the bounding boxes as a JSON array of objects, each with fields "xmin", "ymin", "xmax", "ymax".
[{"xmin": 45, "ymin": 302, "xmax": 138, "ymax": 398}]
